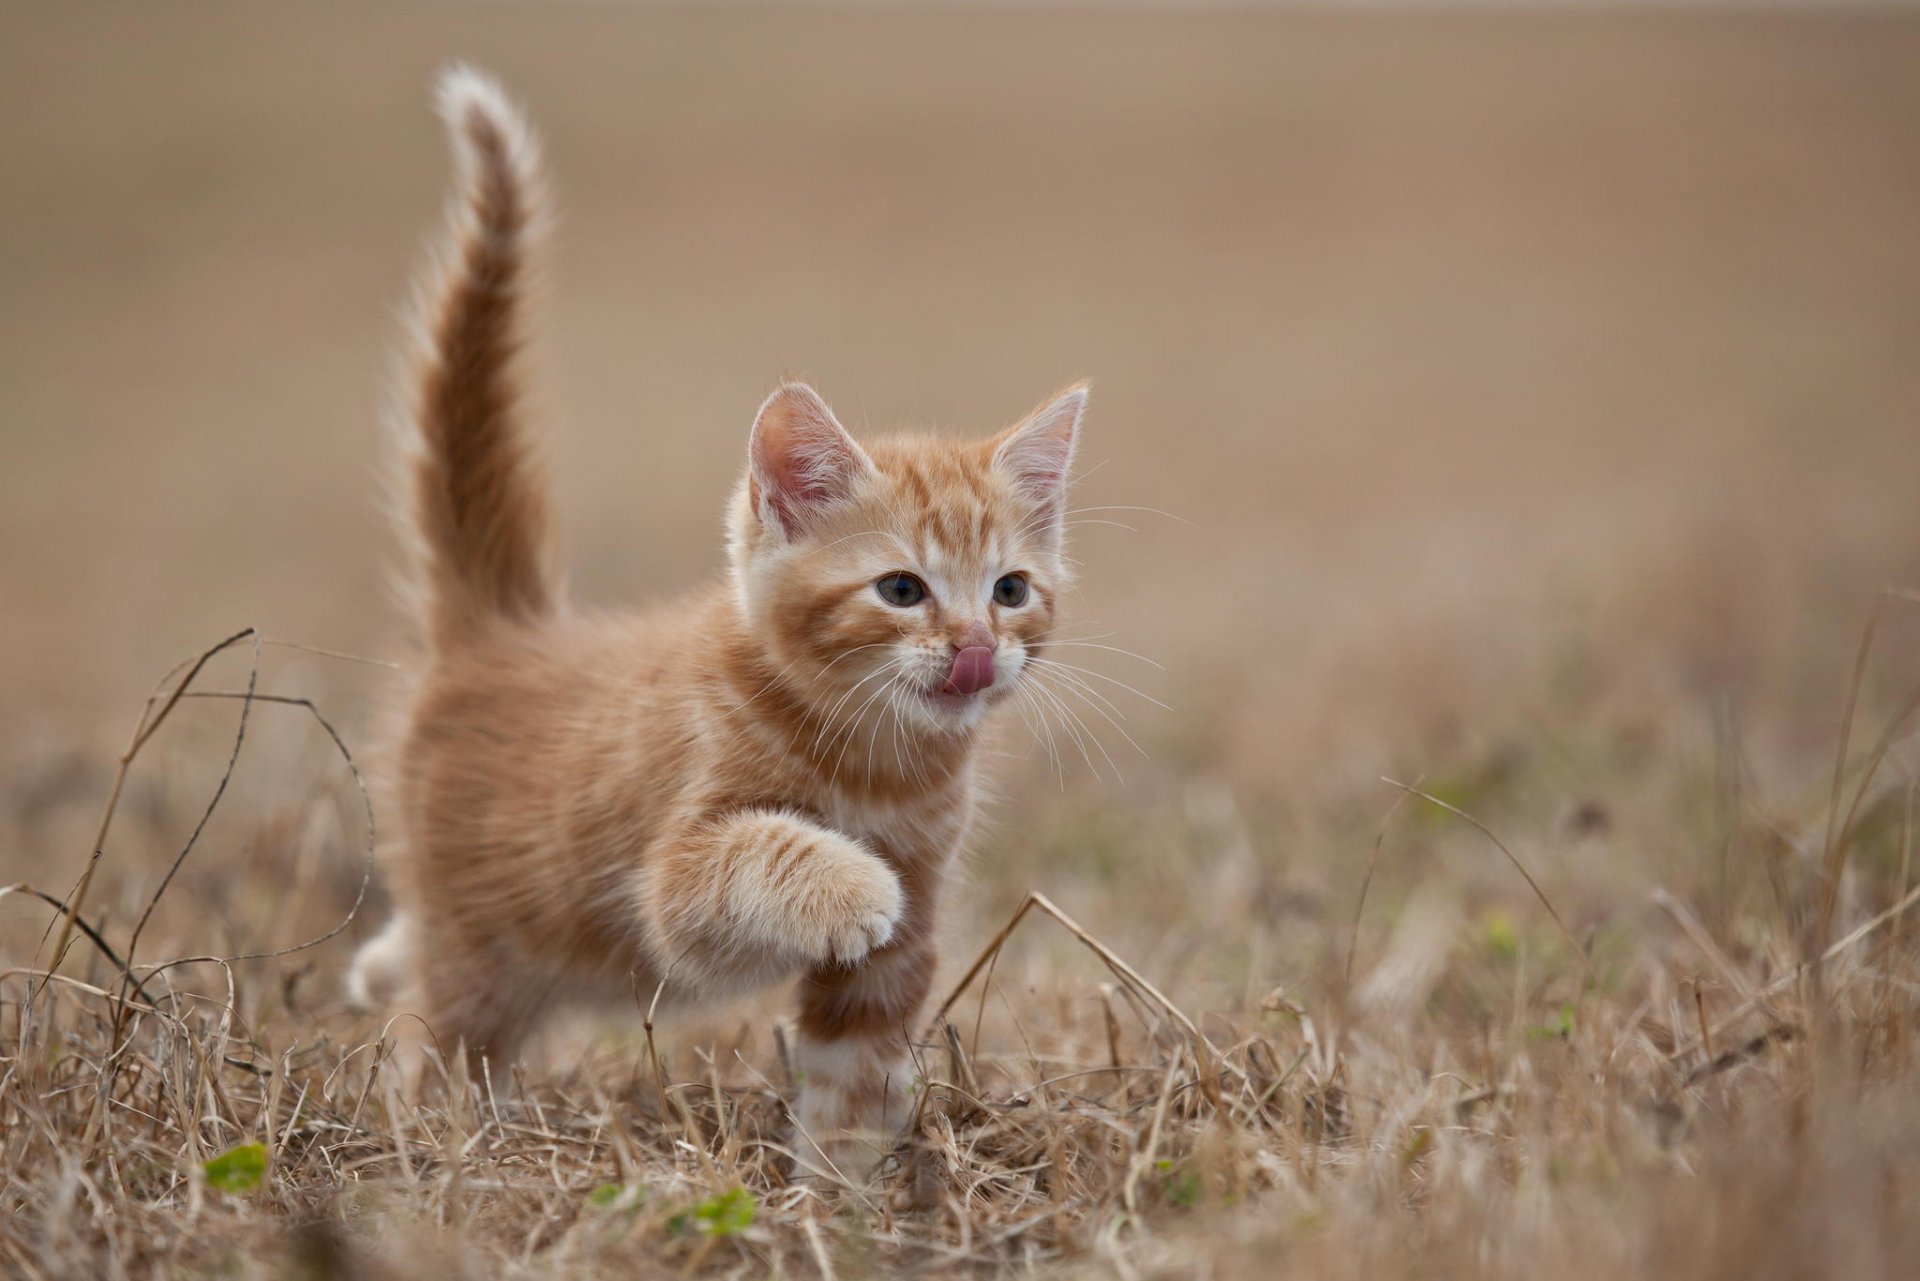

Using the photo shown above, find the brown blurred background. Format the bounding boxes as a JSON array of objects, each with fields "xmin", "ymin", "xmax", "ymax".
[{"xmin": 5, "ymin": 2, "xmax": 1920, "ymax": 809}]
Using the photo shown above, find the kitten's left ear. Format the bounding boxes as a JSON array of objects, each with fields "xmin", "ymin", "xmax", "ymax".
[
  {"xmin": 992, "ymin": 383, "xmax": 1087, "ymax": 534},
  {"xmin": 749, "ymin": 382, "xmax": 874, "ymax": 539}
]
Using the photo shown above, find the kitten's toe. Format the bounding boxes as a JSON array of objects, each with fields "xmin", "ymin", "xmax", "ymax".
[
  {"xmin": 825, "ymin": 908, "xmax": 897, "ymax": 966},
  {"xmin": 799, "ymin": 848, "xmax": 903, "ymax": 966}
]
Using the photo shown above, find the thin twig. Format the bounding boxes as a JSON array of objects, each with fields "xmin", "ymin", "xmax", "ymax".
[
  {"xmin": 47, "ymin": 627, "xmax": 258, "ymax": 976},
  {"xmin": 1346, "ymin": 773, "xmax": 1424, "ymax": 991},
  {"xmin": 0, "ymin": 886, "xmax": 159, "ymax": 1006},
  {"xmin": 1381, "ymin": 777, "xmax": 1589, "ymax": 973},
  {"xmin": 117, "ymin": 632, "xmax": 264, "ymax": 1024}
]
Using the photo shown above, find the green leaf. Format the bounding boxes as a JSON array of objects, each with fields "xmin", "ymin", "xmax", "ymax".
[
  {"xmin": 1528, "ymin": 1001, "xmax": 1576, "ymax": 1041},
  {"xmin": 1479, "ymin": 908, "xmax": 1519, "ymax": 961},
  {"xmin": 587, "ymin": 1183, "xmax": 631, "ymax": 1209},
  {"xmin": 202, "ymin": 1142, "xmax": 267, "ymax": 1193},
  {"xmin": 684, "ymin": 1186, "xmax": 756, "ymax": 1237}
]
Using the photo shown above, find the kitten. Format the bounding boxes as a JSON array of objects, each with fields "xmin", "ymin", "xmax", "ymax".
[{"xmin": 347, "ymin": 68, "xmax": 1087, "ymax": 1177}]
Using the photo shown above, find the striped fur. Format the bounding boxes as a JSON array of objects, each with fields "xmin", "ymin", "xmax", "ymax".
[
  {"xmin": 350, "ymin": 68, "xmax": 1088, "ymax": 1179},
  {"xmin": 397, "ymin": 68, "xmax": 556, "ymax": 652}
]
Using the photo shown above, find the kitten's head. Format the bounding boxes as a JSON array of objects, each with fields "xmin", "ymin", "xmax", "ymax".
[{"xmin": 728, "ymin": 381, "xmax": 1086, "ymax": 737}]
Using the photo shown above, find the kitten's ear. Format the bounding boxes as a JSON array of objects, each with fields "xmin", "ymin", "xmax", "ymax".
[
  {"xmin": 992, "ymin": 383, "xmax": 1087, "ymax": 535},
  {"xmin": 748, "ymin": 382, "xmax": 873, "ymax": 538}
]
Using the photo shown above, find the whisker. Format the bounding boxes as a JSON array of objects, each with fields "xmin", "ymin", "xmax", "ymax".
[
  {"xmin": 725, "ymin": 641, "xmax": 894, "ymax": 717},
  {"xmin": 1025, "ymin": 659, "xmax": 1130, "ymax": 722},
  {"xmin": 1018, "ymin": 675, "xmax": 1098, "ymax": 777},
  {"xmin": 1026, "ymin": 657, "xmax": 1171, "ymax": 710},
  {"xmin": 1011, "ymin": 683, "xmax": 1068, "ymax": 789},
  {"xmin": 1031, "ymin": 669, "xmax": 1150, "ymax": 763},
  {"xmin": 831, "ymin": 668, "xmax": 908, "ymax": 783},
  {"xmin": 782, "ymin": 655, "xmax": 905, "ymax": 772},
  {"xmin": 1042, "ymin": 640, "xmax": 1166, "ymax": 671},
  {"xmin": 1065, "ymin": 503, "xmax": 1197, "ymax": 529},
  {"xmin": 721, "ymin": 655, "xmax": 803, "ymax": 715},
  {"xmin": 817, "ymin": 667, "xmax": 892, "ymax": 761},
  {"xmin": 816, "ymin": 642, "xmax": 898, "ymax": 679},
  {"xmin": 810, "ymin": 664, "xmax": 891, "ymax": 749},
  {"xmin": 1068, "ymin": 457, "xmax": 1113, "ymax": 490},
  {"xmin": 869, "ymin": 675, "xmax": 912, "ymax": 784},
  {"xmin": 1005, "ymin": 682, "xmax": 1062, "ymax": 786},
  {"xmin": 1024, "ymin": 677, "xmax": 1118, "ymax": 782},
  {"xmin": 812, "ymin": 529, "xmax": 913, "ymax": 556}
]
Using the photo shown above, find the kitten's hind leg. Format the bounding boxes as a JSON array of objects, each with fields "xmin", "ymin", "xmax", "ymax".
[
  {"xmin": 641, "ymin": 810, "xmax": 904, "ymax": 996},
  {"xmin": 346, "ymin": 912, "xmax": 417, "ymax": 1009},
  {"xmin": 408, "ymin": 943, "xmax": 551, "ymax": 1081},
  {"xmin": 352, "ymin": 915, "xmax": 549, "ymax": 1084}
]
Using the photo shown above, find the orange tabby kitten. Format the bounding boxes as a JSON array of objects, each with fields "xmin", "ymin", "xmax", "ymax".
[{"xmin": 347, "ymin": 69, "xmax": 1088, "ymax": 1175}]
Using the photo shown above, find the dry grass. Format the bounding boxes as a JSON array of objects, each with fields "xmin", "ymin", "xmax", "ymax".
[{"xmin": 5, "ymin": 595, "xmax": 1920, "ymax": 1279}]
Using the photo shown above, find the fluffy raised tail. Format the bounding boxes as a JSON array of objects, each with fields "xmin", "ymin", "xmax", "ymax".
[{"xmin": 397, "ymin": 67, "xmax": 556, "ymax": 651}]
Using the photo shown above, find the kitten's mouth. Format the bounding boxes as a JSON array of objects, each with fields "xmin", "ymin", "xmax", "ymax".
[
  {"xmin": 919, "ymin": 649, "xmax": 1027, "ymax": 711},
  {"xmin": 914, "ymin": 647, "xmax": 1017, "ymax": 713},
  {"xmin": 940, "ymin": 645, "xmax": 996, "ymax": 698}
]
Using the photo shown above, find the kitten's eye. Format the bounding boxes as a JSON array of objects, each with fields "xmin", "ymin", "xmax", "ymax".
[
  {"xmin": 993, "ymin": 573, "xmax": 1030, "ymax": 608},
  {"xmin": 874, "ymin": 573, "xmax": 927, "ymax": 608}
]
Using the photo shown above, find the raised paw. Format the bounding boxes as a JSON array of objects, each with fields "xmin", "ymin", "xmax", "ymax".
[
  {"xmin": 720, "ymin": 817, "xmax": 904, "ymax": 967},
  {"xmin": 790, "ymin": 839, "xmax": 904, "ymax": 966}
]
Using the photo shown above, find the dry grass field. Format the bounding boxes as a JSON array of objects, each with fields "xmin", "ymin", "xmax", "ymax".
[{"xmin": 6, "ymin": 4, "xmax": 1920, "ymax": 1277}]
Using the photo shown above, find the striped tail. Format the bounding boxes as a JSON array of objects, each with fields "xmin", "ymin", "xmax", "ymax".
[{"xmin": 396, "ymin": 66, "xmax": 556, "ymax": 651}]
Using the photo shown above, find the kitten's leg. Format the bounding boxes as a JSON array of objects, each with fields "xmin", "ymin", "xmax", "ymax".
[
  {"xmin": 642, "ymin": 810, "xmax": 905, "ymax": 993},
  {"xmin": 789, "ymin": 937, "xmax": 936, "ymax": 1181},
  {"xmin": 347, "ymin": 912, "xmax": 544, "ymax": 1090},
  {"xmin": 346, "ymin": 912, "xmax": 416, "ymax": 1009},
  {"xmin": 422, "ymin": 974, "xmax": 539, "ymax": 1066},
  {"xmin": 399, "ymin": 930, "xmax": 549, "ymax": 1082}
]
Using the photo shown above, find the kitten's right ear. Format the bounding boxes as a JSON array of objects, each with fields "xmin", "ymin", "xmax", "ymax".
[
  {"xmin": 748, "ymin": 383, "xmax": 874, "ymax": 539},
  {"xmin": 991, "ymin": 383, "xmax": 1086, "ymax": 538}
]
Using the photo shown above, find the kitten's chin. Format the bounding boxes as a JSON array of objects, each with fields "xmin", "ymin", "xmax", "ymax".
[{"xmin": 908, "ymin": 685, "xmax": 995, "ymax": 733}]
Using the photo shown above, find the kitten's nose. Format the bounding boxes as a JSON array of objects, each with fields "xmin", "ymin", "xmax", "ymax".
[
  {"xmin": 952, "ymin": 621, "xmax": 996, "ymax": 651},
  {"xmin": 943, "ymin": 623, "xmax": 997, "ymax": 696}
]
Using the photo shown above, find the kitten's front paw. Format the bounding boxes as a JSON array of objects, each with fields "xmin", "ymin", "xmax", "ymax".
[{"xmin": 784, "ymin": 839, "xmax": 904, "ymax": 967}]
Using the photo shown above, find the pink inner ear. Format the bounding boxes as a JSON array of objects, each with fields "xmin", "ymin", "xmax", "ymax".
[
  {"xmin": 762, "ymin": 447, "xmax": 839, "ymax": 513},
  {"xmin": 995, "ymin": 388, "xmax": 1084, "ymax": 514},
  {"xmin": 1014, "ymin": 455, "xmax": 1067, "ymax": 494},
  {"xmin": 1002, "ymin": 437, "xmax": 1070, "ymax": 508},
  {"xmin": 751, "ymin": 384, "xmax": 868, "ymax": 536}
]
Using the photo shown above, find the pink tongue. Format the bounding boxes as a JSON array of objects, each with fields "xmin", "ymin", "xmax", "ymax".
[{"xmin": 943, "ymin": 646, "xmax": 997, "ymax": 697}]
